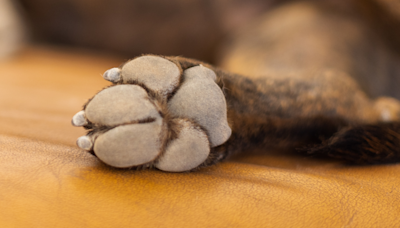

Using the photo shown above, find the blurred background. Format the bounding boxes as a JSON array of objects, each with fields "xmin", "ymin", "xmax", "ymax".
[{"xmin": 2, "ymin": 0, "xmax": 400, "ymax": 64}]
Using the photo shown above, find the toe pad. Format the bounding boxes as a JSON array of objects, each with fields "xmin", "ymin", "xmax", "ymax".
[
  {"xmin": 155, "ymin": 119, "xmax": 210, "ymax": 172},
  {"xmin": 94, "ymin": 119, "xmax": 164, "ymax": 168},
  {"xmin": 121, "ymin": 56, "xmax": 181, "ymax": 96},
  {"xmin": 85, "ymin": 85, "xmax": 160, "ymax": 126},
  {"xmin": 168, "ymin": 65, "xmax": 231, "ymax": 147}
]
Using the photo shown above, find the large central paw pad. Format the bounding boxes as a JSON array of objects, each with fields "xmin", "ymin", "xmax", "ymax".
[{"xmin": 72, "ymin": 55, "xmax": 231, "ymax": 172}]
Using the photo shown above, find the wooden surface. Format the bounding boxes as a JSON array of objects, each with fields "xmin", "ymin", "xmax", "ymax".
[{"xmin": 1, "ymin": 46, "xmax": 399, "ymax": 228}]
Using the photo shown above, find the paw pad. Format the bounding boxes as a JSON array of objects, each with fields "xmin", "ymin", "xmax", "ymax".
[
  {"xmin": 168, "ymin": 65, "xmax": 231, "ymax": 147},
  {"xmin": 94, "ymin": 119, "xmax": 164, "ymax": 168},
  {"xmin": 121, "ymin": 55, "xmax": 181, "ymax": 97},
  {"xmin": 155, "ymin": 119, "xmax": 210, "ymax": 172},
  {"xmin": 85, "ymin": 84, "xmax": 160, "ymax": 126},
  {"xmin": 72, "ymin": 56, "xmax": 231, "ymax": 171}
]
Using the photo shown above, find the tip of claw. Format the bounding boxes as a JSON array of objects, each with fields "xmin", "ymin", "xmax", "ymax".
[
  {"xmin": 72, "ymin": 111, "xmax": 88, "ymax": 127},
  {"xmin": 103, "ymin": 68, "xmax": 121, "ymax": 82},
  {"xmin": 76, "ymin": 136, "xmax": 93, "ymax": 151}
]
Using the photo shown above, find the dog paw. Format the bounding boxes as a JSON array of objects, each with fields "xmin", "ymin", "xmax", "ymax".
[{"xmin": 72, "ymin": 55, "xmax": 231, "ymax": 172}]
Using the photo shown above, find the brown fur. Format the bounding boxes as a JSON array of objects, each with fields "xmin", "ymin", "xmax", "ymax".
[
  {"xmin": 307, "ymin": 123, "xmax": 400, "ymax": 164},
  {"xmin": 84, "ymin": 51, "xmax": 400, "ymax": 167},
  {"xmin": 42, "ymin": 0, "xmax": 400, "ymax": 167}
]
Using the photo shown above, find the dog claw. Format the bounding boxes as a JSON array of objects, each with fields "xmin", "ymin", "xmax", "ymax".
[
  {"xmin": 103, "ymin": 67, "xmax": 121, "ymax": 82},
  {"xmin": 71, "ymin": 110, "xmax": 88, "ymax": 127}
]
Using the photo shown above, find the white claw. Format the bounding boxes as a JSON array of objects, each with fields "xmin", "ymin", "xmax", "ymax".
[
  {"xmin": 76, "ymin": 136, "xmax": 93, "ymax": 151},
  {"xmin": 103, "ymin": 67, "xmax": 121, "ymax": 82},
  {"xmin": 71, "ymin": 110, "xmax": 88, "ymax": 127}
]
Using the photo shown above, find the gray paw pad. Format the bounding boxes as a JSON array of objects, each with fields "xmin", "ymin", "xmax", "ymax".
[
  {"xmin": 168, "ymin": 65, "xmax": 231, "ymax": 147},
  {"xmin": 121, "ymin": 56, "xmax": 181, "ymax": 96},
  {"xmin": 155, "ymin": 119, "xmax": 210, "ymax": 172},
  {"xmin": 85, "ymin": 85, "xmax": 160, "ymax": 126},
  {"xmin": 94, "ymin": 118, "xmax": 163, "ymax": 168}
]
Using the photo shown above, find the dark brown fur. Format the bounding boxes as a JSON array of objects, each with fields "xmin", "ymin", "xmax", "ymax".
[
  {"xmin": 116, "ymin": 55, "xmax": 400, "ymax": 166},
  {"xmin": 307, "ymin": 123, "xmax": 400, "ymax": 164},
  {"xmin": 32, "ymin": 0, "xmax": 400, "ymax": 167},
  {"xmin": 83, "ymin": 48, "xmax": 400, "ymax": 167}
]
